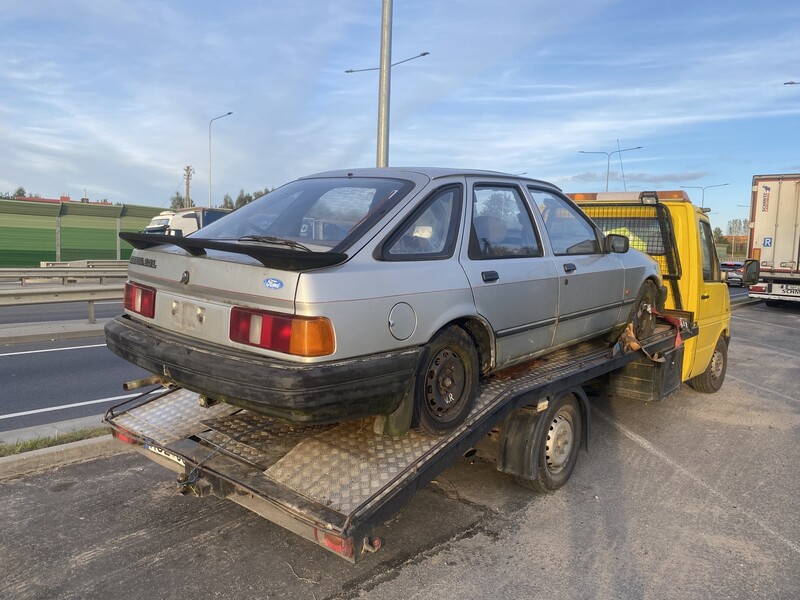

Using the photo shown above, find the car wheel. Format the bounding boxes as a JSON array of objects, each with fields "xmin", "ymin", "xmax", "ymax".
[
  {"xmin": 413, "ymin": 326, "xmax": 478, "ymax": 435},
  {"xmin": 629, "ymin": 280, "xmax": 658, "ymax": 340},
  {"xmin": 687, "ymin": 337, "xmax": 728, "ymax": 393},
  {"xmin": 514, "ymin": 393, "xmax": 583, "ymax": 492}
]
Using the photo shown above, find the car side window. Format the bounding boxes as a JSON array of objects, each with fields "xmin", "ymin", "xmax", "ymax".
[
  {"xmin": 468, "ymin": 185, "xmax": 542, "ymax": 259},
  {"xmin": 383, "ymin": 185, "xmax": 462, "ymax": 260},
  {"xmin": 698, "ymin": 220, "xmax": 721, "ymax": 282},
  {"xmin": 528, "ymin": 189, "xmax": 601, "ymax": 255}
]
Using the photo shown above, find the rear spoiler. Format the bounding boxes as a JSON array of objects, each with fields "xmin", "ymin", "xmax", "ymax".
[{"xmin": 119, "ymin": 232, "xmax": 347, "ymax": 271}]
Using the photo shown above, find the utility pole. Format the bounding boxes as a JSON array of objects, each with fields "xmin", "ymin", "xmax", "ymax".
[{"xmin": 183, "ymin": 165, "xmax": 195, "ymax": 208}]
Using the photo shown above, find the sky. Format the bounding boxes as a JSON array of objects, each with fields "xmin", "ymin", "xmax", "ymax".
[{"xmin": 1, "ymin": 0, "xmax": 799, "ymax": 232}]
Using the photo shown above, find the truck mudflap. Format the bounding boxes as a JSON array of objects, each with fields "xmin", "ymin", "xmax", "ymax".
[{"xmin": 105, "ymin": 316, "xmax": 694, "ymax": 562}]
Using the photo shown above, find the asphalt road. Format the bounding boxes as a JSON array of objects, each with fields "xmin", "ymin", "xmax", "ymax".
[{"xmin": 1, "ymin": 300, "xmax": 798, "ymax": 600}]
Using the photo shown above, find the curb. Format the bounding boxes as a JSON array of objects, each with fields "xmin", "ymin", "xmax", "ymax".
[{"xmin": 0, "ymin": 435, "xmax": 133, "ymax": 481}]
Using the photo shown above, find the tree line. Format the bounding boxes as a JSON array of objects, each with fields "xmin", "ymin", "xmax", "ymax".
[{"xmin": 169, "ymin": 187, "xmax": 273, "ymax": 210}]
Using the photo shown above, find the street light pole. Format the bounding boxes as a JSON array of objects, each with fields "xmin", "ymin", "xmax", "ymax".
[
  {"xmin": 345, "ymin": 0, "xmax": 429, "ymax": 168},
  {"xmin": 578, "ymin": 145, "xmax": 643, "ymax": 191},
  {"xmin": 680, "ymin": 182, "xmax": 729, "ymax": 208},
  {"xmin": 208, "ymin": 111, "xmax": 233, "ymax": 207}
]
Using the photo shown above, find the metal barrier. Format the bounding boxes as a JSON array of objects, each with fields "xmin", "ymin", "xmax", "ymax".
[
  {"xmin": 0, "ymin": 267, "xmax": 127, "ymax": 285},
  {"xmin": 0, "ymin": 284, "xmax": 124, "ymax": 323}
]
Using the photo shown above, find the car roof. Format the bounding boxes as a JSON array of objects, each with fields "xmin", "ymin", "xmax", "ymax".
[{"xmin": 300, "ymin": 167, "xmax": 562, "ymax": 192}]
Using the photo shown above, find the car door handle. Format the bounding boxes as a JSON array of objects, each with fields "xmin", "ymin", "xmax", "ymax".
[
  {"xmin": 482, "ymin": 271, "xmax": 499, "ymax": 283},
  {"xmin": 563, "ymin": 263, "xmax": 577, "ymax": 273}
]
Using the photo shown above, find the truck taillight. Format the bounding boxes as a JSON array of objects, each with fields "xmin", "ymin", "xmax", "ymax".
[
  {"xmin": 123, "ymin": 282, "xmax": 156, "ymax": 318},
  {"xmin": 229, "ymin": 307, "xmax": 335, "ymax": 357},
  {"xmin": 750, "ymin": 284, "xmax": 767, "ymax": 292}
]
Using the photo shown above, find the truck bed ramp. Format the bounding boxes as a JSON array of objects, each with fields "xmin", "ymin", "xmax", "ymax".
[{"xmin": 106, "ymin": 323, "xmax": 688, "ymax": 562}]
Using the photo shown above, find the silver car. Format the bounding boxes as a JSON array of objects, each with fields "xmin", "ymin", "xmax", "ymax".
[{"xmin": 106, "ymin": 168, "xmax": 664, "ymax": 434}]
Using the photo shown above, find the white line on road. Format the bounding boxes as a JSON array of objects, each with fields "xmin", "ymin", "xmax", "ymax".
[
  {"xmin": 0, "ymin": 344, "xmax": 106, "ymax": 358},
  {"xmin": 0, "ymin": 393, "xmax": 142, "ymax": 420},
  {"xmin": 595, "ymin": 409, "xmax": 800, "ymax": 556}
]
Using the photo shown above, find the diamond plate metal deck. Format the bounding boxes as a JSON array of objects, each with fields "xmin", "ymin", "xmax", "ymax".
[
  {"xmin": 265, "ymin": 340, "xmax": 615, "ymax": 515},
  {"xmin": 112, "ymin": 388, "xmax": 239, "ymax": 444},
  {"xmin": 197, "ymin": 413, "xmax": 336, "ymax": 470}
]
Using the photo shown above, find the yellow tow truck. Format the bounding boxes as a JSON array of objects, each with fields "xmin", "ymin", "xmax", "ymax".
[{"xmin": 571, "ymin": 190, "xmax": 744, "ymax": 394}]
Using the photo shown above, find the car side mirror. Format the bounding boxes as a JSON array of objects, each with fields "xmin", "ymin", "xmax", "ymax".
[
  {"xmin": 605, "ymin": 233, "xmax": 629, "ymax": 254},
  {"xmin": 742, "ymin": 259, "xmax": 759, "ymax": 286}
]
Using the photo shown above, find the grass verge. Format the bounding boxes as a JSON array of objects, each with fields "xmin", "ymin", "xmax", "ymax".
[{"xmin": 0, "ymin": 426, "xmax": 111, "ymax": 457}]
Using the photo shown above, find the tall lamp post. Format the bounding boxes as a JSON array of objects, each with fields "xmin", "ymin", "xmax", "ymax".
[
  {"xmin": 680, "ymin": 182, "xmax": 729, "ymax": 208},
  {"xmin": 578, "ymin": 145, "xmax": 643, "ymax": 191},
  {"xmin": 345, "ymin": 0, "xmax": 428, "ymax": 167},
  {"xmin": 208, "ymin": 111, "xmax": 233, "ymax": 207}
]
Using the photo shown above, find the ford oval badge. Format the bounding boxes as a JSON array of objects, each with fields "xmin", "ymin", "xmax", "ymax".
[{"xmin": 264, "ymin": 277, "xmax": 283, "ymax": 290}]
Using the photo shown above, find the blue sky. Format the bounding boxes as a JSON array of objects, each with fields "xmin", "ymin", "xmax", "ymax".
[{"xmin": 1, "ymin": 0, "xmax": 799, "ymax": 231}]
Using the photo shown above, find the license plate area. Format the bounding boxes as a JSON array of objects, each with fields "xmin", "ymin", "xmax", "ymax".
[{"xmin": 146, "ymin": 443, "xmax": 186, "ymax": 467}]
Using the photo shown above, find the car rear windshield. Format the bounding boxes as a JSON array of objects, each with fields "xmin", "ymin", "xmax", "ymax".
[{"xmin": 194, "ymin": 176, "xmax": 414, "ymax": 251}]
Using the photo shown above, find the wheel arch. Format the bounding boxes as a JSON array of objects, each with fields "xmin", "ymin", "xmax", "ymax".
[{"xmin": 449, "ymin": 315, "xmax": 494, "ymax": 376}]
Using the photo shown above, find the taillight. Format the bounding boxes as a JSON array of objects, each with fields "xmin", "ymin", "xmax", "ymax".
[
  {"xmin": 124, "ymin": 282, "xmax": 156, "ymax": 318},
  {"xmin": 229, "ymin": 307, "xmax": 335, "ymax": 357},
  {"xmin": 314, "ymin": 529, "xmax": 354, "ymax": 558},
  {"xmin": 750, "ymin": 284, "xmax": 767, "ymax": 293},
  {"xmin": 112, "ymin": 428, "xmax": 138, "ymax": 445}
]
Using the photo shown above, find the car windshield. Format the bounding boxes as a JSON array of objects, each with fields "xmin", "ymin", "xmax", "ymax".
[{"xmin": 194, "ymin": 176, "xmax": 414, "ymax": 251}]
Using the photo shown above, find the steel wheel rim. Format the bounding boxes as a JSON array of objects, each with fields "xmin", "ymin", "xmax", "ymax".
[
  {"xmin": 545, "ymin": 411, "xmax": 574, "ymax": 474},
  {"xmin": 709, "ymin": 348, "xmax": 724, "ymax": 381},
  {"xmin": 424, "ymin": 348, "xmax": 467, "ymax": 422}
]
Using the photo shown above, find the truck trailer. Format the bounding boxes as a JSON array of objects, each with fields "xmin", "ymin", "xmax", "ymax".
[{"xmin": 747, "ymin": 174, "xmax": 800, "ymax": 305}]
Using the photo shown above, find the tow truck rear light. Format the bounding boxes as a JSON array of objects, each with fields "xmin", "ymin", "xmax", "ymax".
[
  {"xmin": 750, "ymin": 284, "xmax": 767, "ymax": 293},
  {"xmin": 229, "ymin": 307, "xmax": 335, "ymax": 356},
  {"xmin": 314, "ymin": 529, "xmax": 354, "ymax": 558},
  {"xmin": 112, "ymin": 428, "xmax": 138, "ymax": 445},
  {"xmin": 123, "ymin": 282, "xmax": 156, "ymax": 318}
]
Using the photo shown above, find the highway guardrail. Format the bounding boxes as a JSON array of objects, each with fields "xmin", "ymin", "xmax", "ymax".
[
  {"xmin": 0, "ymin": 268, "xmax": 127, "ymax": 285},
  {"xmin": 0, "ymin": 284, "xmax": 124, "ymax": 323}
]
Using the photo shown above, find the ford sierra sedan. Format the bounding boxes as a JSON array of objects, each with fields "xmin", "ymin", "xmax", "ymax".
[{"xmin": 106, "ymin": 167, "xmax": 664, "ymax": 435}]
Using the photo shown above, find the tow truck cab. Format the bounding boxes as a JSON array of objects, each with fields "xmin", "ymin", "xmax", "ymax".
[{"xmin": 571, "ymin": 190, "xmax": 743, "ymax": 390}]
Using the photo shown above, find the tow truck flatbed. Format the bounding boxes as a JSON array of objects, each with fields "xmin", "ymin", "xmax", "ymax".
[{"xmin": 105, "ymin": 318, "xmax": 692, "ymax": 562}]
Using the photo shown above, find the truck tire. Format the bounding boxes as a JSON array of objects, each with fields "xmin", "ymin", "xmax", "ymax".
[
  {"xmin": 514, "ymin": 393, "xmax": 583, "ymax": 492},
  {"xmin": 413, "ymin": 326, "xmax": 478, "ymax": 435},
  {"xmin": 688, "ymin": 337, "xmax": 728, "ymax": 393}
]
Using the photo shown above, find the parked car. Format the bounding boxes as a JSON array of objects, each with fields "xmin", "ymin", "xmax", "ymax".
[
  {"xmin": 107, "ymin": 168, "xmax": 664, "ymax": 434},
  {"xmin": 725, "ymin": 265, "xmax": 745, "ymax": 287}
]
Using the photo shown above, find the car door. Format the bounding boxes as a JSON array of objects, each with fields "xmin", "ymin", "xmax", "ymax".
[
  {"xmin": 527, "ymin": 188, "xmax": 626, "ymax": 346},
  {"xmin": 687, "ymin": 217, "xmax": 730, "ymax": 377},
  {"xmin": 459, "ymin": 180, "xmax": 559, "ymax": 368}
]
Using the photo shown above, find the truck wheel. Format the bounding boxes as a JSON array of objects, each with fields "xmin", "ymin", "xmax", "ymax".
[
  {"xmin": 514, "ymin": 393, "xmax": 583, "ymax": 492},
  {"xmin": 629, "ymin": 280, "xmax": 658, "ymax": 340},
  {"xmin": 688, "ymin": 337, "xmax": 728, "ymax": 393},
  {"xmin": 413, "ymin": 326, "xmax": 478, "ymax": 435}
]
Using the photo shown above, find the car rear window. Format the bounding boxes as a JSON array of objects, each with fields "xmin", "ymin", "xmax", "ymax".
[{"xmin": 194, "ymin": 177, "xmax": 414, "ymax": 251}]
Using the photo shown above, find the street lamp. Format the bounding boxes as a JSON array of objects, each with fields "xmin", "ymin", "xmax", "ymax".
[
  {"xmin": 208, "ymin": 111, "xmax": 233, "ymax": 207},
  {"xmin": 345, "ymin": 0, "xmax": 429, "ymax": 167},
  {"xmin": 680, "ymin": 183, "xmax": 729, "ymax": 208},
  {"xmin": 578, "ymin": 145, "xmax": 643, "ymax": 191}
]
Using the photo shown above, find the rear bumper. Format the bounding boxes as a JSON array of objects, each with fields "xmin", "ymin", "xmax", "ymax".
[{"xmin": 105, "ymin": 316, "xmax": 423, "ymax": 423}]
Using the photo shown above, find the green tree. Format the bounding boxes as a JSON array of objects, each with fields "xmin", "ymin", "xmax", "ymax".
[
  {"xmin": 169, "ymin": 191, "xmax": 186, "ymax": 210},
  {"xmin": 221, "ymin": 193, "xmax": 234, "ymax": 209},
  {"xmin": 712, "ymin": 227, "xmax": 726, "ymax": 245},
  {"xmin": 13, "ymin": 186, "xmax": 26, "ymax": 198},
  {"xmin": 235, "ymin": 189, "xmax": 254, "ymax": 209}
]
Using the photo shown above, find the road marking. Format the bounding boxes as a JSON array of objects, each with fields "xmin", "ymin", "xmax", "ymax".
[
  {"xmin": 0, "ymin": 344, "xmax": 106, "ymax": 358},
  {"xmin": 0, "ymin": 393, "xmax": 142, "ymax": 420},
  {"xmin": 730, "ymin": 338, "xmax": 800, "ymax": 357},
  {"xmin": 595, "ymin": 409, "xmax": 800, "ymax": 557},
  {"xmin": 732, "ymin": 314, "xmax": 800, "ymax": 331},
  {"xmin": 727, "ymin": 374, "xmax": 800, "ymax": 406}
]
